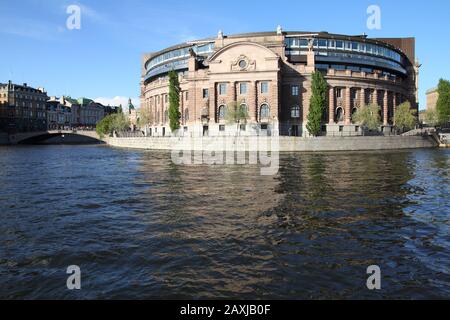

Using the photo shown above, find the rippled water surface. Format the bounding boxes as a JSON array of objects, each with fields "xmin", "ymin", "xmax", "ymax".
[{"xmin": 0, "ymin": 145, "xmax": 449, "ymax": 299}]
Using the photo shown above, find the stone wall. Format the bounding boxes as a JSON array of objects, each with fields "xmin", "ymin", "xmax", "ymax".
[{"xmin": 106, "ymin": 135, "xmax": 438, "ymax": 152}]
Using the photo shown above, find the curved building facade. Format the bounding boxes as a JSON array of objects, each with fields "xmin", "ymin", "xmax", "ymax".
[{"xmin": 141, "ymin": 29, "xmax": 419, "ymax": 137}]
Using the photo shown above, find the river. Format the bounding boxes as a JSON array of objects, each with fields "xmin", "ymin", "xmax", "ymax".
[{"xmin": 0, "ymin": 145, "xmax": 449, "ymax": 299}]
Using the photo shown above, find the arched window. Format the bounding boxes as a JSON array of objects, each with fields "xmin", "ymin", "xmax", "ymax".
[
  {"xmin": 335, "ymin": 107, "xmax": 344, "ymax": 123},
  {"xmin": 291, "ymin": 105, "xmax": 300, "ymax": 118},
  {"xmin": 239, "ymin": 103, "xmax": 248, "ymax": 116},
  {"xmin": 184, "ymin": 108, "xmax": 189, "ymax": 122},
  {"xmin": 351, "ymin": 107, "xmax": 358, "ymax": 122},
  {"xmin": 260, "ymin": 104, "xmax": 270, "ymax": 120},
  {"xmin": 218, "ymin": 105, "xmax": 227, "ymax": 120}
]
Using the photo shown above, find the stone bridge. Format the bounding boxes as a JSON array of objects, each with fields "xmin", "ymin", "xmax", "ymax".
[{"xmin": 8, "ymin": 130, "xmax": 104, "ymax": 144}]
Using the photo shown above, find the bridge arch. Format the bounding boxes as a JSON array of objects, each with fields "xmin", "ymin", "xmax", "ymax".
[{"xmin": 10, "ymin": 131, "xmax": 105, "ymax": 145}]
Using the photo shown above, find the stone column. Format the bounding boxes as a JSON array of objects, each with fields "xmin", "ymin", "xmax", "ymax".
[
  {"xmin": 161, "ymin": 94, "xmax": 165, "ymax": 124},
  {"xmin": 345, "ymin": 87, "xmax": 351, "ymax": 125},
  {"xmin": 360, "ymin": 88, "xmax": 365, "ymax": 108},
  {"xmin": 209, "ymin": 84, "xmax": 216, "ymax": 123},
  {"xmin": 329, "ymin": 87, "xmax": 335, "ymax": 124},
  {"xmin": 180, "ymin": 92, "xmax": 184, "ymax": 125},
  {"xmin": 229, "ymin": 81, "xmax": 236, "ymax": 104},
  {"xmin": 383, "ymin": 90, "xmax": 388, "ymax": 126},
  {"xmin": 373, "ymin": 89, "xmax": 378, "ymax": 106},
  {"xmin": 393, "ymin": 92, "xmax": 397, "ymax": 125},
  {"xmin": 271, "ymin": 81, "xmax": 279, "ymax": 121},
  {"xmin": 248, "ymin": 81, "xmax": 257, "ymax": 121}
]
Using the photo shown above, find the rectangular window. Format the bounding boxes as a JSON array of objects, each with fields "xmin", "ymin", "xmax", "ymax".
[
  {"xmin": 299, "ymin": 39, "xmax": 309, "ymax": 47},
  {"xmin": 336, "ymin": 88, "xmax": 342, "ymax": 98},
  {"xmin": 336, "ymin": 40, "xmax": 344, "ymax": 49},
  {"xmin": 185, "ymin": 92, "xmax": 189, "ymax": 101},
  {"xmin": 219, "ymin": 125, "xmax": 225, "ymax": 132},
  {"xmin": 240, "ymin": 83, "xmax": 247, "ymax": 95},
  {"xmin": 202, "ymin": 89, "xmax": 209, "ymax": 99},
  {"xmin": 292, "ymin": 85, "xmax": 299, "ymax": 96},
  {"xmin": 261, "ymin": 82, "xmax": 269, "ymax": 94},
  {"xmin": 219, "ymin": 83, "xmax": 227, "ymax": 96}
]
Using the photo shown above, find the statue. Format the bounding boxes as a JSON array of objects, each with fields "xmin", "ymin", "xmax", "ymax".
[{"xmin": 277, "ymin": 25, "xmax": 283, "ymax": 35}]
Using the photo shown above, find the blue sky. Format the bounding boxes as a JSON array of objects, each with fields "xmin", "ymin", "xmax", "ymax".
[{"xmin": 1, "ymin": 0, "xmax": 449, "ymax": 109}]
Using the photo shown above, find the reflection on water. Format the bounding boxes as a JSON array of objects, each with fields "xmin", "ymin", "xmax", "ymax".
[{"xmin": 0, "ymin": 145, "xmax": 449, "ymax": 299}]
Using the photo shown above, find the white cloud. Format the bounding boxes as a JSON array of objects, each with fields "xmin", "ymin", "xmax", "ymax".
[{"xmin": 94, "ymin": 96, "xmax": 140, "ymax": 109}]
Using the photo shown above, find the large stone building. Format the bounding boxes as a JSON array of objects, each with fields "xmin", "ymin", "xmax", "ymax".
[
  {"xmin": 46, "ymin": 97, "xmax": 74, "ymax": 130},
  {"xmin": 47, "ymin": 96, "xmax": 108, "ymax": 129},
  {"xmin": 0, "ymin": 81, "xmax": 48, "ymax": 133},
  {"xmin": 140, "ymin": 29, "xmax": 419, "ymax": 137}
]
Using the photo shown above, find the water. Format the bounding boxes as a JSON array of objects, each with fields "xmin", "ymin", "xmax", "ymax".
[{"xmin": 0, "ymin": 145, "xmax": 449, "ymax": 299}]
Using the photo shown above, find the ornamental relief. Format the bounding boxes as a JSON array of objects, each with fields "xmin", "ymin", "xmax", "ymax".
[{"xmin": 231, "ymin": 55, "xmax": 256, "ymax": 72}]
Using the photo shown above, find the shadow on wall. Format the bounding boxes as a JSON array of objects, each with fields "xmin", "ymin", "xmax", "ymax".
[{"xmin": 19, "ymin": 133, "xmax": 105, "ymax": 145}]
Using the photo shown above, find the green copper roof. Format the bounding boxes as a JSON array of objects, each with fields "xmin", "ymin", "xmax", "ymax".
[
  {"xmin": 128, "ymin": 98, "xmax": 135, "ymax": 110},
  {"xmin": 77, "ymin": 97, "xmax": 94, "ymax": 105}
]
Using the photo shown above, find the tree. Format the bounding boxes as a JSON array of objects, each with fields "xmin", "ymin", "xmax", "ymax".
[
  {"xmin": 168, "ymin": 70, "xmax": 181, "ymax": 132},
  {"xmin": 138, "ymin": 106, "xmax": 153, "ymax": 128},
  {"xmin": 394, "ymin": 102, "xmax": 417, "ymax": 132},
  {"xmin": 96, "ymin": 113, "xmax": 130, "ymax": 138},
  {"xmin": 307, "ymin": 71, "xmax": 328, "ymax": 136},
  {"xmin": 353, "ymin": 104, "xmax": 382, "ymax": 131},
  {"xmin": 96, "ymin": 115, "xmax": 113, "ymax": 138},
  {"xmin": 436, "ymin": 78, "xmax": 450, "ymax": 125},
  {"xmin": 112, "ymin": 112, "xmax": 130, "ymax": 132},
  {"xmin": 225, "ymin": 100, "xmax": 249, "ymax": 135},
  {"xmin": 424, "ymin": 108, "xmax": 439, "ymax": 126}
]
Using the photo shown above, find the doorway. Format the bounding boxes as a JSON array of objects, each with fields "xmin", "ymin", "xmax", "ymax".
[{"xmin": 203, "ymin": 125, "xmax": 209, "ymax": 136}]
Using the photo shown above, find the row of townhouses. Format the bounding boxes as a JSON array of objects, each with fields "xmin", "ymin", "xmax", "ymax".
[{"xmin": 0, "ymin": 81, "xmax": 120, "ymax": 133}]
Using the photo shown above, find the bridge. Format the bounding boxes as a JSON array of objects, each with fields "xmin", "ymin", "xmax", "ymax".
[{"xmin": 8, "ymin": 130, "xmax": 104, "ymax": 144}]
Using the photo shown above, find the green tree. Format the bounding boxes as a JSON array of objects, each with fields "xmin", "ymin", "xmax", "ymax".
[
  {"xmin": 112, "ymin": 112, "xmax": 130, "ymax": 132},
  {"xmin": 96, "ymin": 113, "xmax": 130, "ymax": 138},
  {"xmin": 394, "ymin": 102, "xmax": 417, "ymax": 132},
  {"xmin": 96, "ymin": 115, "xmax": 113, "ymax": 138},
  {"xmin": 353, "ymin": 104, "xmax": 382, "ymax": 131},
  {"xmin": 138, "ymin": 106, "xmax": 153, "ymax": 128},
  {"xmin": 225, "ymin": 100, "xmax": 249, "ymax": 135},
  {"xmin": 424, "ymin": 108, "xmax": 439, "ymax": 126},
  {"xmin": 168, "ymin": 70, "xmax": 181, "ymax": 132},
  {"xmin": 436, "ymin": 78, "xmax": 450, "ymax": 125},
  {"xmin": 307, "ymin": 71, "xmax": 328, "ymax": 136}
]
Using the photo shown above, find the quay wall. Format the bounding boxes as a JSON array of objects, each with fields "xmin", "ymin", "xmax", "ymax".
[{"xmin": 105, "ymin": 135, "xmax": 438, "ymax": 152}]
